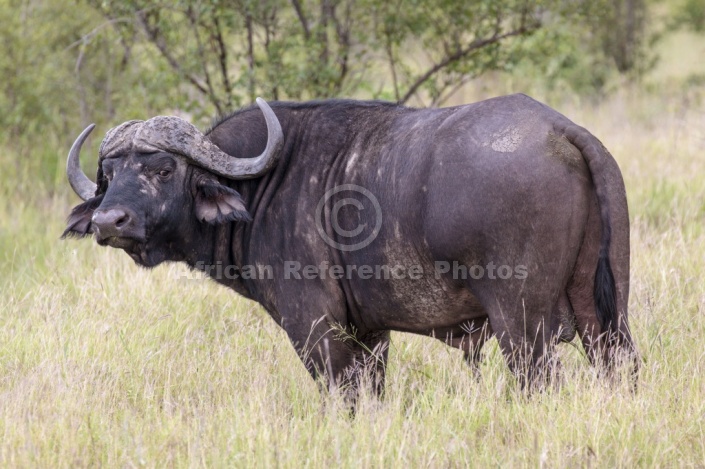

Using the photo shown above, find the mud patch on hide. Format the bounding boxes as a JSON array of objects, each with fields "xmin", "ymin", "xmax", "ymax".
[
  {"xmin": 548, "ymin": 131, "xmax": 586, "ymax": 174},
  {"xmin": 138, "ymin": 174, "xmax": 159, "ymax": 197},
  {"xmin": 490, "ymin": 127, "xmax": 523, "ymax": 153}
]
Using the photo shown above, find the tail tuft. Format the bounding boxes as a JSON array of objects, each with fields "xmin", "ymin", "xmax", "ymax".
[{"xmin": 594, "ymin": 254, "xmax": 617, "ymax": 330}]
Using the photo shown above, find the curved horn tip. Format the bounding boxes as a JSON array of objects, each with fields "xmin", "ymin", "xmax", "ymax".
[
  {"xmin": 177, "ymin": 98, "xmax": 282, "ymax": 180},
  {"xmin": 66, "ymin": 123, "xmax": 98, "ymax": 201},
  {"xmin": 255, "ymin": 97, "xmax": 276, "ymax": 110},
  {"xmin": 75, "ymin": 123, "xmax": 96, "ymax": 141}
]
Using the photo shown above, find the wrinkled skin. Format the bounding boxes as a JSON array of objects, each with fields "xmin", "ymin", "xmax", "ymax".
[{"xmin": 65, "ymin": 94, "xmax": 638, "ymax": 400}]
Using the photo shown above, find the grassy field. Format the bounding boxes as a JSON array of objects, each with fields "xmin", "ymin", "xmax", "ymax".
[{"xmin": 1, "ymin": 86, "xmax": 704, "ymax": 467}]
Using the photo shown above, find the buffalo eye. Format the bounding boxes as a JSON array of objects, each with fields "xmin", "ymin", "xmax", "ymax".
[
  {"xmin": 145, "ymin": 155, "xmax": 175, "ymax": 181},
  {"xmin": 102, "ymin": 166, "xmax": 113, "ymax": 182}
]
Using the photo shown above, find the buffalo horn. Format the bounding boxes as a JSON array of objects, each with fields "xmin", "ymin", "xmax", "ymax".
[
  {"xmin": 134, "ymin": 97, "xmax": 283, "ymax": 180},
  {"xmin": 66, "ymin": 124, "xmax": 98, "ymax": 201}
]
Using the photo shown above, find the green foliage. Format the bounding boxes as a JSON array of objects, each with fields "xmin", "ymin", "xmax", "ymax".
[
  {"xmin": 503, "ymin": 0, "xmax": 658, "ymax": 94},
  {"xmin": 0, "ymin": 0, "xmax": 661, "ymax": 177},
  {"xmin": 0, "ymin": 0, "xmax": 184, "ymax": 172},
  {"xmin": 0, "ymin": 0, "xmax": 88, "ymax": 139},
  {"xmin": 84, "ymin": 0, "xmax": 547, "ymax": 115},
  {"xmin": 672, "ymin": 0, "xmax": 705, "ymax": 32},
  {"xmin": 590, "ymin": 0, "xmax": 652, "ymax": 74}
]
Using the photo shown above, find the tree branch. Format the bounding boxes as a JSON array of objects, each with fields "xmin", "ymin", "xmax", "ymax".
[
  {"xmin": 398, "ymin": 25, "xmax": 533, "ymax": 104},
  {"xmin": 64, "ymin": 17, "xmax": 133, "ymax": 52},
  {"xmin": 319, "ymin": 0, "xmax": 331, "ymax": 66},
  {"xmin": 431, "ymin": 73, "xmax": 475, "ymax": 107},
  {"xmin": 136, "ymin": 11, "xmax": 210, "ymax": 98},
  {"xmin": 290, "ymin": 0, "xmax": 310, "ymax": 39},
  {"xmin": 246, "ymin": 12, "xmax": 255, "ymax": 101},
  {"xmin": 330, "ymin": 1, "xmax": 351, "ymax": 93},
  {"xmin": 185, "ymin": 6, "xmax": 221, "ymax": 114},
  {"xmin": 381, "ymin": 17, "xmax": 400, "ymax": 102},
  {"xmin": 212, "ymin": 15, "xmax": 232, "ymax": 109}
]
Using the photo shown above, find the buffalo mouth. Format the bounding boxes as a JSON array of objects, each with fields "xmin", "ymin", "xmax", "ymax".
[{"xmin": 97, "ymin": 236, "xmax": 152, "ymax": 266}]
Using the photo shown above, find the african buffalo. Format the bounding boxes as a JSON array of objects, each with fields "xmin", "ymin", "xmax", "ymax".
[{"xmin": 64, "ymin": 94, "xmax": 638, "ymax": 398}]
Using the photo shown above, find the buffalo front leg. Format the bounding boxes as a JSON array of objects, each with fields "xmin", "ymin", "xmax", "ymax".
[{"xmin": 283, "ymin": 317, "xmax": 390, "ymax": 402}]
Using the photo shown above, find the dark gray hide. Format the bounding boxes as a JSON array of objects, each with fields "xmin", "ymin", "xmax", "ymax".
[{"xmin": 64, "ymin": 94, "xmax": 638, "ymax": 397}]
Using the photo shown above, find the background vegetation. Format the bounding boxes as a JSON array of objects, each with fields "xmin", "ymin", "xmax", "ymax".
[{"xmin": 1, "ymin": 0, "xmax": 704, "ymax": 466}]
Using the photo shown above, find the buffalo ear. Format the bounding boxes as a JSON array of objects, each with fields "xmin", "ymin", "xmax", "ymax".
[
  {"xmin": 195, "ymin": 182, "xmax": 251, "ymax": 224},
  {"xmin": 61, "ymin": 196, "xmax": 103, "ymax": 239}
]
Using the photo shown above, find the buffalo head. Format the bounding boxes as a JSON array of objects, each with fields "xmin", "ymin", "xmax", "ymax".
[{"xmin": 63, "ymin": 98, "xmax": 283, "ymax": 267}]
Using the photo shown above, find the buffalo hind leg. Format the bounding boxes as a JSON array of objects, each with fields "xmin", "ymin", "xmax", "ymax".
[
  {"xmin": 463, "ymin": 320, "xmax": 493, "ymax": 371},
  {"xmin": 476, "ymin": 286, "xmax": 564, "ymax": 391},
  {"xmin": 568, "ymin": 194, "xmax": 638, "ymax": 379},
  {"xmin": 430, "ymin": 318, "xmax": 493, "ymax": 373}
]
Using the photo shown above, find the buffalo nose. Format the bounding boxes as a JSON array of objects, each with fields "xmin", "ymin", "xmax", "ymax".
[{"xmin": 92, "ymin": 208, "xmax": 132, "ymax": 240}]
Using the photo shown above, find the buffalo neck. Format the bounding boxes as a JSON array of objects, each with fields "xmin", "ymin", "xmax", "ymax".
[
  {"xmin": 184, "ymin": 100, "xmax": 402, "ymax": 303},
  {"xmin": 180, "ymin": 105, "xmax": 301, "ymax": 299}
]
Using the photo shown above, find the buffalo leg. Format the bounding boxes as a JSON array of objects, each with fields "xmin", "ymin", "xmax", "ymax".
[
  {"xmin": 567, "ymin": 193, "xmax": 638, "ymax": 377},
  {"xmin": 429, "ymin": 319, "xmax": 493, "ymax": 372},
  {"xmin": 473, "ymin": 282, "xmax": 564, "ymax": 390},
  {"xmin": 462, "ymin": 320, "xmax": 493, "ymax": 369},
  {"xmin": 284, "ymin": 318, "xmax": 390, "ymax": 401}
]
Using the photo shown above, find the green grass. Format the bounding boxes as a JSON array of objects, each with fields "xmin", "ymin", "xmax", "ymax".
[{"xmin": 1, "ymin": 88, "xmax": 704, "ymax": 467}]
